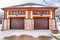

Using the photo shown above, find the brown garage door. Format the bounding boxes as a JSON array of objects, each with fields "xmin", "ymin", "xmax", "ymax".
[
  {"xmin": 34, "ymin": 18, "xmax": 49, "ymax": 29},
  {"xmin": 10, "ymin": 18, "xmax": 24, "ymax": 29}
]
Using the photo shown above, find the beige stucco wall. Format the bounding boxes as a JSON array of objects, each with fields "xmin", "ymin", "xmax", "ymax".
[
  {"xmin": 3, "ymin": 19, "xmax": 8, "ymax": 30},
  {"xmin": 49, "ymin": 19, "xmax": 57, "ymax": 30},
  {"xmin": 24, "ymin": 19, "xmax": 34, "ymax": 30},
  {"xmin": 7, "ymin": 19, "xmax": 10, "ymax": 30},
  {"xmin": 3, "ymin": 19, "xmax": 10, "ymax": 30}
]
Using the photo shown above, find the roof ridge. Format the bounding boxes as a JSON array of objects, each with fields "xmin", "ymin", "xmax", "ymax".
[{"xmin": 12, "ymin": 3, "xmax": 50, "ymax": 7}]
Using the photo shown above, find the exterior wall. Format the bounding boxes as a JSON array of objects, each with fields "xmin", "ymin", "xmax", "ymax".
[
  {"xmin": 3, "ymin": 19, "xmax": 8, "ymax": 30},
  {"xmin": 7, "ymin": 19, "xmax": 10, "ymax": 30},
  {"xmin": 3, "ymin": 18, "xmax": 57, "ymax": 30},
  {"xmin": 3, "ymin": 19, "xmax": 10, "ymax": 30},
  {"xmin": 0, "ymin": 19, "xmax": 3, "ymax": 30},
  {"xmin": 3, "ymin": 8, "xmax": 57, "ymax": 30},
  {"xmin": 24, "ymin": 19, "xmax": 34, "ymax": 30},
  {"xmin": 49, "ymin": 19, "xmax": 57, "ymax": 30}
]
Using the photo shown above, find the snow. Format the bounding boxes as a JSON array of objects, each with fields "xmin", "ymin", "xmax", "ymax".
[
  {"xmin": 0, "ymin": 30, "xmax": 59, "ymax": 40},
  {"xmin": 0, "ymin": 30, "xmax": 51, "ymax": 40},
  {"xmin": 7, "ymin": 30, "xmax": 51, "ymax": 37}
]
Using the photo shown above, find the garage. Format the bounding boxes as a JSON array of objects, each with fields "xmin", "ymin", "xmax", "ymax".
[
  {"xmin": 10, "ymin": 18, "xmax": 24, "ymax": 29},
  {"xmin": 34, "ymin": 18, "xmax": 49, "ymax": 29}
]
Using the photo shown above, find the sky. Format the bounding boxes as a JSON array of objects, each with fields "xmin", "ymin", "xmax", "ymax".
[{"xmin": 0, "ymin": 0, "xmax": 60, "ymax": 12}]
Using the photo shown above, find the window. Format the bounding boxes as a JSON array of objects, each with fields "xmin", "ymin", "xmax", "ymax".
[
  {"xmin": 34, "ymin": 11, "xmax": 49, "ymax": 14},
  {"xmin": 10, "ymin": 11, "xmax": 24, "ymax": 15},
  {"xmin": 43, "ymin": 11, "xmax": 49, "ymax": 14},
  {"xmin": 57, "ymin": 18, "xmax": 60, "ymax": 22},
  {"xmin": 10, "ymin": 12, "xmax": 14, "ymax": 14},
  {"xmin": 34, "ymin": 11, "xmax": 42, "ymax": 14},
  {"xmin": 15, "ymin": 12, "xmax": 18, "ymax": 14},
  {"xmin": 18, "ymin": 11, "xmax": 24, "ymax": 14},
  {"xmin": 0, "ymin": 20, "xmax": 2, "ymax": 24}
]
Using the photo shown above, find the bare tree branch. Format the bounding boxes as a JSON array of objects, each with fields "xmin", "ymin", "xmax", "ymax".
[{"xmin": 43, "ymin": 0, "xmax": 53, "ymax": 6}]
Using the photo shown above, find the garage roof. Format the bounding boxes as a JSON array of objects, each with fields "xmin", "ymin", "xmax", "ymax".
[{"xmin": 2, "ymin": 3, "xmax": 57, "ymax": 10}]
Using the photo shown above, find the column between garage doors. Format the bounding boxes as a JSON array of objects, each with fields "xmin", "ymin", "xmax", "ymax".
[{"xmin": 24, "ymin": 11, "xmax": 34, "ymax": 30}]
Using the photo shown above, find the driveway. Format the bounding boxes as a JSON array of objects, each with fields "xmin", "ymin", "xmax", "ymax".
[{"xmin": 0, "ymin": 30, "xmax": 57, "ymax": 40}]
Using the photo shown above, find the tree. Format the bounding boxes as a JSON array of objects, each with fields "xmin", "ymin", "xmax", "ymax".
[{"xmin": 43, "ymin": 0, "xmax": 54, "ymax": 6}]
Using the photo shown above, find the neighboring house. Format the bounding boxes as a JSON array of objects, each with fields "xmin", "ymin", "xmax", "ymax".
[
  {"xmin": 55, "ymin": 17, "xmax": 60, "ymax": 30},
  {"xmin": 55, "ymin": 8, "xmax": 60, "ymax": 30},
  {"xmin": 0, "ymin": 12, "xmax": 4, "ymax": 30},
  {"xmin": 1, "ymin": 3, "xmax": 58, "ymax": 31},
  {"xmin": 56, "ymin": 18, "xmax": 60, "ymax": 27},
  {"xmin": 55, "ymin": 8, "xmax": 60, "ymax": 17}
]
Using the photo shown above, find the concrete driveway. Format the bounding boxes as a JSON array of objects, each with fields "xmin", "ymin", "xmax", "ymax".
[{"xmin": 0, "ymin": 30, "xmax": 56, "ymax": 40}]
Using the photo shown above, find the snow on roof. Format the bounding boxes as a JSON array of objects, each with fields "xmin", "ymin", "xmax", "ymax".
[{"xmin": 2, "ymin": 3, "xmax": 57, "ymax": 9}]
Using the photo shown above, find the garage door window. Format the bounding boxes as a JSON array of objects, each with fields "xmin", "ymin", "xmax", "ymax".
[
  {"xmin": 34, "ymin": 11, "xmax": 49, "ymax": 14},
  {"xmin": 10, "ymin": 11, "xmax": 24, "ymax": 15}
]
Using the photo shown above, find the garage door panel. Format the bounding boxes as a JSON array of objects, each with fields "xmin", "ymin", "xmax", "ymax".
[
  {"xmin": 10, "ymin": 18, "xmax": 24, "ymax": 29},
  {"xmin": 34, "ymin": 18, "xmax": 49, "ymax": 29}
]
